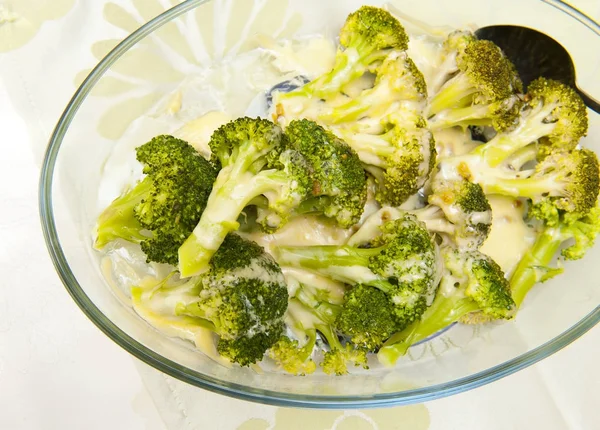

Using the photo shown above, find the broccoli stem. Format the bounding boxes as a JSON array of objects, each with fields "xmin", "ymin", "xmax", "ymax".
[
  {"xmin": 275, "ymin": 245, "xmax": 387, "ymax": 288},
  {"xmin": 179, "ymin": 157, "xmax": 291, "ymax": 277},
  {"xmin": 298, "ymin": 329, "xmax": 318, "ymax": 361},
  {"xmin": 378, "ymin": 294, "xmax": 479, "ymax": 366},
  {"xmin": 95, "ymin": 177, "xmax": 153, "ymax": 249},
  {"xmin": 428, "ymin": 74, "xmax": 478, "ymax": 116},
  {"xmin": 279, "ymin": 48, "xmax": 357, "ymax": 100},
  {"xmin": 315, "ymin": 323, "xmax": 343, "ymax": 351},
  {"xmin": 505, "ymin": 145, "xmax": 539, "ymax": 171},
  {"xmin": 294, "ymin": 287, "xmax": 341, "ymax": 325},
  {"xmin": 429, "ymin": 104, "xmax": 495, "ymax": 130},
  {"xmin": 509, "ymin": 228, "xmax": 563, "ymax": 308},
  {"xmin": 481, "ymin": 174, "xmax": 560, "ymax": 199}
]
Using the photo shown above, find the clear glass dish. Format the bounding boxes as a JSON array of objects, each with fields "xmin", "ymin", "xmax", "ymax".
[{"xmin": 39, "ymin": 0, "xmax": 600, "ymax": 408}]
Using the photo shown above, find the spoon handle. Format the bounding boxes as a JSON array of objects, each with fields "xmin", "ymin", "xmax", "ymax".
[{"xmin": 575, "ymin": 87, "xmax": 600, "ymax": 114}]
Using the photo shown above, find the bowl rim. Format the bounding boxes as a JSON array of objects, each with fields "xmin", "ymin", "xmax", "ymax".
[{"xmin": 39, "ymin": 0, "xmax": 600, "ymax": 408}]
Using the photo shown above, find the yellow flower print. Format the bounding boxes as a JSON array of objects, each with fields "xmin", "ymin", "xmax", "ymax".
[
  {"xmin": 0, "ymin": 0, "xmax": 75, "ymax": 52},
  {"xmin": 237, "ymin": 405, "xmax": 430, "ymax": 430},
  {"xmin": 74, "ymin": 0, "xmax": 303, "ymax": 140}
]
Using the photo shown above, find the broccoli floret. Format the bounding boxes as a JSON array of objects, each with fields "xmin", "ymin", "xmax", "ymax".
[
  {"xmin": 275, "ymin": 215, "xmax": 438, "ymax": 327},
  {"xmin": 174, "ymin": 234, "xmax": 288, "ymax": 366},
  {"xmin": 285, "ymin": 294, "xmax": 367, "ymax": 376},
  {"xmin": 284, "ymin": 119, "xmax": 368, "ymax": 228},
  {"xmin": 471, "ymin": 149, "xmax": 600, "ymax": 219},
  {"xmin": 414, "ymin": 178, "xmax": 492, "ymax": 249},
  {"xmin": 336, "ymin": 109, "xmax": 436, "ymax": 206},
  {"xmin": 178, "ymin": 117, "xmax": 313, "ymax": 276},
  {"xmin": 426, "ymin": 30, "xmax": 478, "ymax": 94},
  {"xmin": 428, "ymin": 39, "xmax": 522, "ymax": 117},
  {"xmin": 319, "ymin": 52, "xmax": 427, "ymax": 124},
  {"xmin": 321, "ymin": 343, "xmax": 369, "ymax": 376},
  {"xmin": 378, "ymin": 247, "xmax": 515, "ymax": 366},
  {"xmin": 444, "ymin": 78, "xmax": 588, "ymax": 173},
  {"xmin": 336, "ymin": 284, "xmax": 399, "ymax": 351},
  {"xmin": 95, "ymin": 135, "xmax": 216, "ymax": 265},
  {"xmin": 281, "ymin": 269, "xmax": 367, "ymax": 375},
  {"xmin": 267, "ymin": 332, "xmax": 318, "ymax": 376},
  {"xmin": 510, "ymin": 202, "xmax": 600, "ymax": 308},
  {"xmin": 278, "ymin": 6, "xmax": 408, "ymax": 103}
]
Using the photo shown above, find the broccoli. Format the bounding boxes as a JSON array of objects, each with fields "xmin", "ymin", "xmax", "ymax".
[
  {"xmin": 318, "ymin": 51, "xmax": 427, "ymax": 124},
  {"xmin": 378, "ymin": 247, "xmax": 515, "ymax": 366},
  {"xmin": 283, "ymin": 119, "xmax": 368, "ymax": 229},
  {"xmin": 440, "ymin": 78, "xmax": 587, "ymax": 176},
  {"xmin": 348, "ymin": 178, "xmax": 491, "ymax": 251},
  {"xmin": 177, "ymin": 117, "xmax": 313, "ymax": 277},
  {"xmin": 275, "ymin": 215, "xmax": 439, "ymax": 327},
  {"xmin": 427, "ymin": 39, "xmax": 522, "ymax": 117},
  {"xmin": 286, "ymin": 291, "xmax": 368, "ymax": 376},
  {"xmin": 336, "ymin": 109, "xmax": 437, "ymax": 206},
  {"xmin": 275, "ymin": 6, "xmax": 408, "ymax": 104},
  {"xmin": 336, "ymin": 284, "xmax": 400, "ymax": 351},
  {"xmin": 464, "ymin": 148, "xmax": 600, "ymax": 221},
  {"xmin": 173, "ymin": 234, "xmax": 288, "ymax": 366},
  {"xmin": 510, "ymin": 202, "xmax": 600, "ymax": 308},
  {"xmin": 414, "ymin": 178, "xmax": 492, "ymax": 249},
  {"xmin": 267, "ymin": 332, "xmax": 318, "ymax": 376},
  {"xmin": 95, "ymin": 135, "xmax": 216, "ymax": 265}
]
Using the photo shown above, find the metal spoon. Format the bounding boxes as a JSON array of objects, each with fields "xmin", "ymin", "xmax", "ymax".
[{"xmin": 475, "ymin": 25, "xmax": 600, "ymax": 113}]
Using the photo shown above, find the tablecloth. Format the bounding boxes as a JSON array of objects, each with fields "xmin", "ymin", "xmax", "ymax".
[{"xmin": 1, "ymin": 1, "xmax": 599, "ymax": 429}]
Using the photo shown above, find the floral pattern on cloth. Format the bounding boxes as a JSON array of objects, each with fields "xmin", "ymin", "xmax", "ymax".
[
  {"xmin": 236, "ymin": 406, "xmax": 430, "ymax": 430},
  {"xmin": 0, "ymin": 0, "xmax": 76, "ymax": 52},
  {"xmin": 73, "ymin": 0, "xmax": 302, "ymax": 140}
]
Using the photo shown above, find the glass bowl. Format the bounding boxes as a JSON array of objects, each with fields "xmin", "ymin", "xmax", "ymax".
[{"xmin": 39, "ymin": 0, "xmax": 600, "ymax": 408}]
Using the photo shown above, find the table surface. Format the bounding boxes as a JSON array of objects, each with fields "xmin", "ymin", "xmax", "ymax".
[{"xmin": 1, "ymin": 1, "xmax": 599, "ymax": 429}]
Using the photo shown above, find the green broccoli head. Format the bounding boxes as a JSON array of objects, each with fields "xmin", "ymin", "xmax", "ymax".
[
  {"xmin": 429, "ymin": 39, "xmax": 522, "ymax": 116},
  {"xmin": 528, "ymin": 148, "xmax": 600, "ymax": 219},
  {"xmin": 285, "ymin": 119, "xmax": 368, "ymax": 228},
  {"xmin": 218, "ymin": 324, "xmax": 284, "ymax": 367},
  {"xmin": 95, "ymin": 135, "xmax": 217, "ymax": 265},
  {"xmin": 525, "ymin": 78, "xmax": 588, "ymax": 151},
  {"xmin": 267, "ymin": 333, "xmax": 318, "ymax": 376},
  {"xmin": 425, "ymin": 178, "xmax": 492, "ymax": 249},
  {"xmin": 177, "ymin": 234, "xmax": 288, "ymax": 366},
  {"xmin": 377, "ymin": 121, "xmax": 436, "ymax": 206},
  {"xmin": 208, "ymin": 117, "xmax": 286, "ymax": 169},
  {"xmin": 336, "ymin": 284, "xmax": 399, "ymax": 351},
  {"xmin": 457, "ymin": 40, "xmax": 521, "ymax": 102},
  {"xmin": 339, "ymin": 6, "xmax": 408, "ymax": 54},
  {"xmin": 321, "ymin": 344, "xmax": 369, "ymax": 376},
  {"xmin": 339, "ymin": 109, "xmax": 436, "ymax": 206},
  {"xmin": 459, "ymin": 251, "xmax": 516, "ymax": 319},
  {"xmin": 368, "ymin": 215, "xmax": 438, "ymax": 325}
]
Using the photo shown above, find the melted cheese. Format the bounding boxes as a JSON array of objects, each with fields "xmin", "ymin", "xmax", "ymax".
[{"xmin": 480, "ymin": 195, "xmax": 537, "ymax": 277}]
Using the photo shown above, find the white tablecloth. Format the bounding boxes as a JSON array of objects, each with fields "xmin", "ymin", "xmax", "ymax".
[{"xmin": 1, "ymin": 1, "xmax": 599, "ymax": 429}]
